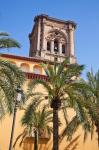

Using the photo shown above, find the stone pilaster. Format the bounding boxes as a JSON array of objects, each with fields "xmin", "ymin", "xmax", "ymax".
[
  {"xmin": 51, "ymin": 40, "xmax": 54, "ymax": 53},
  {"xmin": 37, "ymin": 19, "xmax": 41, "ymax": 52},
  {"xmin": 69, "ymin": 25, "xmax": 75, "ymax": 57},
  {"xmin": 42, "ymin": 18, "xmax": 46, "ymax": 51}
]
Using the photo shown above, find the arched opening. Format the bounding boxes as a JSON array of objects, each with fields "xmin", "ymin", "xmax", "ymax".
[
  {"xmin": 33, "ymin": 65, "xmax": 42, "ymax": 74},
  {"xmin": 48, "ymin": 29, "xmax": 66, "ymax": 41},
  {"xmin": 47, "ymin": 41, "xmax": 51, "ymax": 51},
  {"xmin": 46, "ymin": 30, "xmax": 67, "ymax": 55},
  {"xmin": 54, "ymin": 40, "xmax": 59, "ymax": 52},
  {"xmin": 62, "ymin": 44, "xmax": 66, "ymax": 54},
  {"xmin": 20, "ymin": 63, "xmax": 30, "ymax": 72}
]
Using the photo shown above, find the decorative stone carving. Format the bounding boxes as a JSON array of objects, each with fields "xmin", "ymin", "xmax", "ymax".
[{"xmin": 46, "ymin": 30, "xmax": 66, "ymax": 43}]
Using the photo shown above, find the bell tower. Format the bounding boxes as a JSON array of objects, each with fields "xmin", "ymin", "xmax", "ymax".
[{"xmin": 29, "ymin": 14, "xmax": 77, "ymax": 63}]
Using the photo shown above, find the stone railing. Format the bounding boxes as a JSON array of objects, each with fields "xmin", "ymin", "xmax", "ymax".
[{"xmin": 25, "ymin": 72, "xmax": 48, "ymax": 81}]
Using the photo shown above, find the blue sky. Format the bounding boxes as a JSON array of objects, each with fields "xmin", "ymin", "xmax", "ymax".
[{"xmin": 0, "ymin": 0, "xmax": 99, "ymax": 76}]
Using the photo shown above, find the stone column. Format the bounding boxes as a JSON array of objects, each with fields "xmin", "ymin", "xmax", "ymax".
[
  {"xmin": 51, "ymin": 40, "xmax": 54, "ymax": 53},
  {"xmin": 59, "ymin": 42, "xmax": 62, "ymax": 55}
]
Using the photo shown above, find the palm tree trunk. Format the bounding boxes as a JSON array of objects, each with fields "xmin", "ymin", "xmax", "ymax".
[
  {"xmin": 51, "ymin": 98, "xmax": 61, "ymax": 150},
  {"xmin": 34, "ymin": 129, "xmax": 38, "ymax": 150},
  {"xmin": 53, "ymin": 108, "xmax": 59, "ymax": 150}
]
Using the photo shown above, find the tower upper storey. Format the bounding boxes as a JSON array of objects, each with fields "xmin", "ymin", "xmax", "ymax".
[{"xmin": 29, "ymin": 14, "xmax": 77, "ymax": 63}]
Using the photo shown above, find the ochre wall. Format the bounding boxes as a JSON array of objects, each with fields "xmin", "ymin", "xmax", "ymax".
[
  {"xmin": 0, "ymin": 55, "xmax": 98, "ymax": 150},
  {"xmin": 0, "ymin": 108, "xmax": 98, "ymax": 150}
]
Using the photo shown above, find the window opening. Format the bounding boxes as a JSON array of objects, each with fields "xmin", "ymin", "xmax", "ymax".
[
  {"xmin": 62, "ymin": 44, "xmax": 65, "ymax": 54},
  {"xmin": 54, "ymin": 40, "xmax": 58, "ymax": 52},
  {"xmin": 47, "ymin": 41, "xmax": 51, "ymax": 51}
]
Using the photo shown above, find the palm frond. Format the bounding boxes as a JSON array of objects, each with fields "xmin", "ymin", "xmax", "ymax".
[
  {"xmin": 0, "ymin": 79, "xmax": 15, "ymax": 113},
  {"xmin": 62, "ymin": 102, "xmax": 69, "ymax": 125},
  {"xmin": 0, "ymin": 96, "xmax": 6, "ymax": 119},
  {"xmin": 29, "ymin": 79, "xmax": 52, "ymax": 97},
  {"xmin": 0, "ymin": 32, "xmax": 9, "ymax": 36},
  {"xmin": 57, "ymin": 59, "xmax": 69, "ymax": 76},
  {"xmin": 21, "ymin": 101, "xmax": 37, "ymax": 126},
  {"xmin": 0, "ymin": 59, "xmax": 25, "ymax": 84},
  {"xmin": 0, "ymin": 38, "xmax": 21, "ymax": 49},
  {"xmin": 0, "ymin": 60, "xmax": 25, "ymax": 114},
  {"xmin": 60, "ymin": 116, "xmax": 80, "ymax": 141}
]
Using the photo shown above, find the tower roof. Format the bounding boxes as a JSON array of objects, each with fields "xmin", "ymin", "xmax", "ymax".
[{"xmin": 34, "ymin": 14, "xmax": 77, "ymax": 29}]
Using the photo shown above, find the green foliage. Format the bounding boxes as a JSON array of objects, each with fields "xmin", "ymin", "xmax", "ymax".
[
  {"xmin": 13, "ymin": 96, "xmax": 53, "ymax": 148},
  {"xmin": 29, "ymin": 60, "xmax": 90, "ymax": 147},
  {"xmin": 60, "ymin": 116, "xmax": 80, "ymax": 141},
  {"xmin": 0, "ymin": 59, "xmax": 25, "ymax": 116},
  {"xmin": 30, "ymin": 60, "xmax": 85, "ymax": 105},
  {"xmin": 0, "ymin": 31, "xmax": 23, "ymax": 117},
  {"xmin": 0, "ymin": 32, "xmax": 21, "ymax": 49},
  {"xmin": 63, "ymin": 69, "xmax": 99, "ymax": 145},
  {"xmin": 21, "ymin": 102, "xmax": 53, "ymax": 136},
  {"xmin": 86, "ymin": 70, "xmax": 99, "ymax": 145}
]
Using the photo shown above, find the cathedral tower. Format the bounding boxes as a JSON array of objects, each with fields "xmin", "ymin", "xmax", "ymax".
[{"xmin": 29, "ymin": 14, "xmax": 76, "ymax": 63}]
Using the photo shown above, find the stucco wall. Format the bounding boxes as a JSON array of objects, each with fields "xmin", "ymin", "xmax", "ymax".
[{"xmin": 0, "ymin": 55, "xmax": 98, "ymax": 150}]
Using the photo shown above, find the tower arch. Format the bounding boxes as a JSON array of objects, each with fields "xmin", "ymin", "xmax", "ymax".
[{"xmin": 46, "ymin": 29, "xmax": 67, "ymax": 55}]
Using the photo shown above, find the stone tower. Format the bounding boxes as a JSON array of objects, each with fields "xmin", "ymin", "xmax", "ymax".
[{"xmin": 29, "ymin": 14, "xmax": 77, "ymax": 63}]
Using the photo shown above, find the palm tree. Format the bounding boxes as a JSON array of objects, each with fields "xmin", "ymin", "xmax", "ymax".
[
  {"xmin": 29, "ymin": 60, "xmax": 86, "ymax": 150},
  {"xmin": 0, "ymin": 59, "xmax": 25, "ymax": 116},
  {"xmin": 59, "ymin": 70, "xmax": 99, "ymax": 145},
  {"xmin": 0, "ymin": 32, "xmax": 24, "ymax": 117},
  {"xmin": 0, "ymin": 32, "xmax": 21, "ymax": 49},
  {"xmin": 13, "ymin": 98, "xmax": 53, "ymax": 150},
  {"xmin": 85, "ymin": 70, "xmax": 99, "ymax": 145}
]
